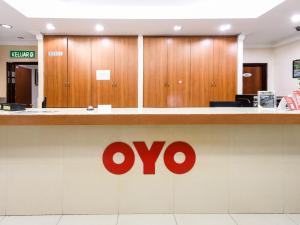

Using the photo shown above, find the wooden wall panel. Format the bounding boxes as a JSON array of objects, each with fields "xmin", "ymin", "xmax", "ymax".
[
  {"xmin": 114, "ymin": 37, "xmax": 138, "ymax": 107},
  {"xmin": 91, "ymin": 37, "xmax": 115, "ymax": 107},
  {"xmin": 190, "ymin": 37, "xmax": 214, "ymax": 107},
  {"xmin": 167, "ymin": 38, "xmax": 191, "ymax": 107},
  {"xmin": 212, "ymin": 37, "xmax": 237, "ymax": 102},
  {"xmin": 44, "ymin": 35, "xmax": 237, "ymax": 109},
  {"xmin": 143, "ymin": 37, "xmax": 168, "ymax": 107},
  {"xmin": 67, "ymin": 37, "xmax": 92, "ymax": 107},
  {"xmin": 44, "ymin": 36, "xmax": 68, "ymax": 107}
]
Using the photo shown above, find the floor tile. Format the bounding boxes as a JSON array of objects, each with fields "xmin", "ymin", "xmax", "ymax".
[
  {"xmin": 118, "ymin": 214, "xmax": 176, "ymax": 225},
  {"xmin": 58, "ymin": 215, "xmax": 117, "ymax": 225},
  {"xmin": 176, "ymin": 214, "xmax": 236, "ymax": 225},
  {"xmin": 288, "ymin": 214, "xmax": 300, "ymax": 225},
  {"xmin": 231, "ymin": 214, "xmax": 296, "ymax": 225},
  {"xmin": 0, "ymin": 217, "xmax": 4, "ymax": 223},
  {"xmin": 0, "ymin": 216, "xmax": 61, "ymax": 225}
]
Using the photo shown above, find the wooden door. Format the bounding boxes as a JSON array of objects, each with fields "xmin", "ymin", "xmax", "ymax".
[
  {"xmin": 167, "ymin": 37, "xmax": 191, "ymax": 107},
  {"xmin": 68, "ymin": 37, "xmax": 92, "ymax": 107},
  {"xmin": 91, "ymin": 37, "xmax": 115, "ymax": 107},
  {"xmin": 44, "ymin": 36, "xmax": 68, "ymax": 107},
  {"xmin": 114, "ymin": 37, "xmax": 138, "ymax": 107},
  {"xmin": 190, "ymin": 37, "xmax": 214, "ymax": 107},
  {"xmin": 243, "ymin": 64, "xmax": 267, "ymax": 94},
  {"xmin": 212, "ymin": 37, "xmax": 237, "ymax": 102},
  {"xmin": 15, "ymin": 66, "xmax": 32, "ymax": 106},
  {"xmin": 143, "ymin": 37, "xmax": 168, "ymax": 107}
]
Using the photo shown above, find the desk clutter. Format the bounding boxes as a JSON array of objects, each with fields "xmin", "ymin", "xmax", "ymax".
[{"xmin": 0, "ymin": 103, "xmax": 26, "ymax": 111}]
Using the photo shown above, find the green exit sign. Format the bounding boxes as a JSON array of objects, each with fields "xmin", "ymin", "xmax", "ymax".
[{"xmin": 10, "ymin": 50, "xmax": 36, "ymax": 59}]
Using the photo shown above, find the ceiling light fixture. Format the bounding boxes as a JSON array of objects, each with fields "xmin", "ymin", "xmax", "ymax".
[
  {"xmin": 95, "ymin": 24, "xmax": 104, "ymax": 32},
  {"xmin": 1, "ymin": 24, "xmax": 13, "ymax": 29},
  {"xmin": 291, "ymin": 14, "xmax": 300, "ymax": 23},
  {"xmin": 173, "ymin": 25, "xmax": 182, "ymax": 31},
  {"xmin": 220, "ymin": 24, "xmax": 232, "ymax": 32},
  {"xmin": 46, "ymin": 23, "xmax": 55, "ymax": 30}
]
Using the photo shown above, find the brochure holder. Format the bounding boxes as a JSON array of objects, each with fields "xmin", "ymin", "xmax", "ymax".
[
  {"xmin": 278, "ymin": 96, "xmax": 298, "ymax": 111},
  {"xmin": 293, "ymin": 90, "xmax": 300, "ymax": 109}
]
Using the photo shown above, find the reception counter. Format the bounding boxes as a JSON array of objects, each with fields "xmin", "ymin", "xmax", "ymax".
[
  {"xmin": 0, "ymin": 108, "xmax": 300, "ymax": 216},
  {"xmin": 0, "ymin": 108, "xmax": 300, "ymax": 125}
]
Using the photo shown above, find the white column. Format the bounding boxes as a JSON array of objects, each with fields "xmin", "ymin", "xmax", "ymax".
[
  {"xmin": 36, "ymin": 34, "xmax": 44, "ymax": 108},
  {"xmin": 138, "ymin": 35, "xmax": 144, "ymax": 108},
  {"xmin": 237, "ymin": 34, "xmax": 245, "ymax": 95}
]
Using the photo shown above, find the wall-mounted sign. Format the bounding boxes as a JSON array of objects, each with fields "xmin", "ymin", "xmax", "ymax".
[
  {"xmin": 48, "ymin": 51, "xmax": 63, "ymax": 57},
  {"xmin": 102, "ymin": 141, "xmax": 196, "ymax": 175},
  {"xmin": 10, "ymin": 50, "xmax": 35, "ymax": 59},
  {"xmin": 96, "ymin": 70, "xmax": 110, "ymax": 80},
  {"xmin": 243, "ymin": 73, "xmax": 252, "ymax": 78}
]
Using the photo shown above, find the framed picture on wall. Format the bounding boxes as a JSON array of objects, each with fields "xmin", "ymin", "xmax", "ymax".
[{"xmin": 293, "ymin": 59, "xmax": 300, "ymax": 78}]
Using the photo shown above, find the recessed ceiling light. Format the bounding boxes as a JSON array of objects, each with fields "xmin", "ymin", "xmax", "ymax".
[
  {"xmin": 220, "ymin": 24, "xmax": 232, "ymax": 32},
  {"xmin": 174, "ymin": 25, "xmax": 182, "ymax": 31},
  {"xmin": 1, "ymin": 24, "xmax": 13, "ymax": 29},
  {"xmin": 291, "ymin": 14, "xmax": 300, "ymax": 23},
  {"xmin": 46, "ymin": 23, "xmax": 55, "ymax": 30},
  {"xmin": 95, "ymin": 24, "xmax": 104, "ymax": 32}
]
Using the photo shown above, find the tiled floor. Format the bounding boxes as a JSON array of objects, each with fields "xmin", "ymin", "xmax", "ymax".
[{"xmin": 0, "ymin": 214, "xmax": 299, "ymax": 225}]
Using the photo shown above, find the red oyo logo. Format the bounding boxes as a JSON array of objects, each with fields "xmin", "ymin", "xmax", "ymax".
[{"xmin": 102, "ymin": 141, "xmax": 196, "ymax": 175}]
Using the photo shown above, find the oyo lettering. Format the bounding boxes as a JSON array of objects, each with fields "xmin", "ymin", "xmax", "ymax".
[{"xmin": 102, "ymin": 141, "xmax": 196, "ymax": 175}]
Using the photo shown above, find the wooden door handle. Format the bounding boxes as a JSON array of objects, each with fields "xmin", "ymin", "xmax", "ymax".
[{"xmin": 164, "ymin": 83, "xmax": 170, "ymax": 87}]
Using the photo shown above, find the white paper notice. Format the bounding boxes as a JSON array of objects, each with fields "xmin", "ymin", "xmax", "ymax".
[
  {"xmin": 98, "ymin": 105, "xmax": 112, "ymax": 113},
  {"xmin": 96, "ymin": 70, "xmax": 110, "ymax": 80}
]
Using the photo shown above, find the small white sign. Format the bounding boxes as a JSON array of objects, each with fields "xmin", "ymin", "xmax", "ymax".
[
  {"xmin": 96, "ymin": 70, "xmax": 110, "ymax": 80},
  {"xmin": 48, "ymin": 51, "xmax": 63, "ymax": 57},
  {"xmin": 98, "ymin": 105, "xmax": 112, "ymax": 113}
]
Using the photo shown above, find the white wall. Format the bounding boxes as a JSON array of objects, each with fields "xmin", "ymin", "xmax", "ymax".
[
  {"xmin": 243, "ymin": 48, "xmax": 275, "ymax": 91},
  {"xmin": 273, "ymin": 41, "xmax": 300, "ymax": 96},
  {"xmin": 244, "ymin": 39, "xmax": 300, "ymax": 96}
]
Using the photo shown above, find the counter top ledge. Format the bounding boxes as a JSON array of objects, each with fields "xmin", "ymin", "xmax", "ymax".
[{"xmin": 1, "ymin": 108, "xmax": 300, "ymax": 125}]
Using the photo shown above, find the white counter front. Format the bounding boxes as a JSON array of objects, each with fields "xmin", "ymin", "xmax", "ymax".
[{"xmin": 0, "ymin": 108, "xmax": 300, "ymax": 215}]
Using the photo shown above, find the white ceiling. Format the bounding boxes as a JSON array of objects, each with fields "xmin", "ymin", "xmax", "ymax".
[
  {"xmin": 2, "ymin": 0, "xmax": 285, "ymax": 19},
  {"xmin": 0, "ymin": 0, "xmax": 300, "ymax": 47}
]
